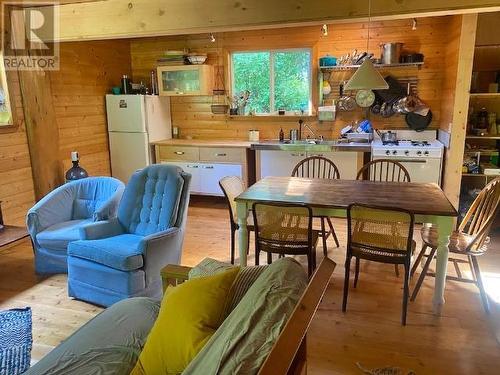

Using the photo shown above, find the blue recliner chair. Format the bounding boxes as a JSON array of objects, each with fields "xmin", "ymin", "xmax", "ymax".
[
  {"xmin": 67, "ymin": 164, "xmax": 191, "ymax": 307},
  {"xmin": 27, "ymin": 177, "xmax": 125, "ymax": 274}
]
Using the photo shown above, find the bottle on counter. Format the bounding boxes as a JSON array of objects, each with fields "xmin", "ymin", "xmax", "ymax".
[
  {"xmin": 150, "ymin": 70, "xmax": 158, "ymax": 95},
  {"xmin": 279, "ymin": 128, "xmax": 284, "ymax": 142},
  {"xmin": 121, "ymin": 75, "xmax": 131, "ymax": 94},
  {"xmin": 65, "ymin": 152, "xmax": 89, "ymax": 182}
]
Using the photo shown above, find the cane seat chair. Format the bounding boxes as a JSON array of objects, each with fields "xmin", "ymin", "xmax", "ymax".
[
  {"xmin": 343, "ymin": 204, "xmax": 416, "ymax": 325},
  {"xmin": 291, "ymin": 156, "xmax": 341, "ymax": 254},
  {"xmin": 356, "ymin": 159, "xmax": 412, "ymax": 278},
  {"xmin": 356, "ymin": 159, "xmax": 411, "ymax": 183},
  {"xmin": 410, "ymin": 177, "xmax": 500, "ymax": 313},
  {"xmin": 252, "ymin": 202, "xmax": 319, "ymax": 276},
  {"xmin": 219, "ymin": 176, "xmax": 254, "ymax": 264}
]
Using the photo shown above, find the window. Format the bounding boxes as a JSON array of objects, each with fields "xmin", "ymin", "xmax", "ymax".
[{"xmin": 231, "ymin": 49, "xmax": 311, "ymax": 114}]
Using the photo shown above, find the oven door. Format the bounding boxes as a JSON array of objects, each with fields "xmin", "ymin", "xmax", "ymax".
[{"xmin": 371, "ymin": 156, "xmax": 443, "ymax": 185}]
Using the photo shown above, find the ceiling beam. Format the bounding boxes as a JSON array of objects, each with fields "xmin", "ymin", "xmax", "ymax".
[{"xmin": 32, "ymin": 0, "xmax": 500, "ymax": 42}]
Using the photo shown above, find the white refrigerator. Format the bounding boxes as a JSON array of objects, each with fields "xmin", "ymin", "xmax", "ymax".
[{"xmin": 105, "ymin": 95, "xmax": 171, "ymax": 182}]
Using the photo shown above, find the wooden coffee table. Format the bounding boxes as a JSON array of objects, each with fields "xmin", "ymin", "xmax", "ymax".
[{"xmin": 0, "ymin": 225, "xmax": 29, "ymax": 250}]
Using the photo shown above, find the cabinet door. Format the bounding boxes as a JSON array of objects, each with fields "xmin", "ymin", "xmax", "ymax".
[
  {"xmin": 259, "ymin": 150, "xmax": 306, "ymax": 179},
  {"xmin": 307, "ymin": 151, "xmax": 359, "ymax": 180},
  {"xmin": 160, "ymin": 161, "xmax": 202, "ymax": 194},
  {"xmin": 199, "ymin": 163, "xmax": 243, "ymax": 196},
  {"xmin": 157, "ymin": 65, "xmax": 213, "ymax": 96}
]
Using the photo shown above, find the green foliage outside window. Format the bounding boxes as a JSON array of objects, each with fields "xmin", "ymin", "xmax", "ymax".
[{"xmin": 232, "ymin": 50, "xmax": 311, "ymax": 114}]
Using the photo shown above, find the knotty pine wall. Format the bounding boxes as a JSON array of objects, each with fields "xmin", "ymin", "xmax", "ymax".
[
  {"xmin": 0, "ymin": 40, "xmax": 130, "ymax": 225},
  {"xmin": 130, "ymin": 16, "xmax": 458, "ymax": 140},
  {"xmin": 52, "ymin": 41, "xmax": 131, "ymax": 176}
]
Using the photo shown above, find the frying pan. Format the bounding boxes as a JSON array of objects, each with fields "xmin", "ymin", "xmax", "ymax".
[{"xmin": 405, "ymin": 110, "xmax": 433, "ymax": 131}]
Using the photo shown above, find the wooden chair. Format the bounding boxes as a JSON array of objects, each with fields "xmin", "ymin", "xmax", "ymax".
[
  {"xmin": 357, "ymin": 159, "xmax": 411, "ymax": 278},
  {"xmin": 356, "ymin": 159, "xmax": 411, "ymax": 182},
  {"xmin": 291, "ymin": 156, "xmax": 341, "ymax": 253},
  {"xmin": 411, "ymin": 177, "xmax": 500, "ymax": 313},
  {"xmin": 343, "ymin": 203, "xmax": 416, "ymax": 325},
  {"xmin": 219, "ymin": 176, "xmax": 254, "ymax": 264},
  {"xmin": 252, "ymin": 202, "xmax": 319, "ymax": 276}
]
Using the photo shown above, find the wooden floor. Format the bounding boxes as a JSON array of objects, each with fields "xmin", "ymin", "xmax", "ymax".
[{"xmin": 1, "ymin": 196, "xmax": 499, "ymax": 374}]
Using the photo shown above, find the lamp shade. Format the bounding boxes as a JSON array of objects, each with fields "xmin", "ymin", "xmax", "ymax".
[{"xmin": 344, "ymin": 59, "xmax": 389, "ymax": 90}]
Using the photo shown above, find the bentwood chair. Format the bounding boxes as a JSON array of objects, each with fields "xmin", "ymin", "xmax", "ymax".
[
  {"xmin": 356, "ymin": 159, "xmax": 411, "ymax": 183},
  {"xmin": 292, "ymin": 156, "xmax": 341, "ymax": 253},
  {"xmin": 411, "ymin": 177, "xmax": 500, "ymax": 313},
  {"xmin": 219, "ymin": 176, "xmax": 254, "ymax": 264},
  {"xmin": 252, "ymin": 202, "xmax": 319, "ymax": 276},
  {"xmin": 356, "ymin": 159, "xmax": 411, "ymax": 278},
  {"xmin": 343, "ymin": 204, "xmax": 415, "ymax": 325}
]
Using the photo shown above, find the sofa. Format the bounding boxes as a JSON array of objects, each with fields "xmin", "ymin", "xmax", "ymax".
[
  {"xmin": 25, "ymin": 257, "xmax": 337, "ymax": 375},
  {"xmin": 67, "ymin": 164, "xmax": 191, "ymax": 307},
  {"xmin": 26, "ymin": 177, "xmax": 125, "ymax": 274}
]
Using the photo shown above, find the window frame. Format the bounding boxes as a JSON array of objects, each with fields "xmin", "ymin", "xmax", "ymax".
[
  {"xmin": 0, "ymin": 51, "xmax": 13, "ymax": 127},
  {"xmin": 229, "ymin": 48, "xmax": 313, "ymax": 115}
]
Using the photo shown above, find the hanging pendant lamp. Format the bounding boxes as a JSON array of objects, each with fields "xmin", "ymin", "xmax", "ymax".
[
  {"xmin": 344, "ymin": 0, "xmax": 388, "ymax": 91},
  {"xmin": 344, "ymin": 58, "xmax": 388, "ymax": 90}
]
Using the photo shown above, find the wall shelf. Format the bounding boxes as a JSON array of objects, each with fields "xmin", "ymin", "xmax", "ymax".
[
  {"xmin": 469, "ymin": 93, "xmax": 500, "ymax": 98},
  {"xmin": 319, "ymin": 62, "xmax": 423, "ymax": 71},
  {"xmin": 465, "ymin": 135, "xmax": 500, "ymax": 140}
]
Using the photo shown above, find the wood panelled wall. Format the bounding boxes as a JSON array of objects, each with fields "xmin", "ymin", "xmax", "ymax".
[
  {"xmin": 0, "ymin": 73, "xmax": 36, "ymax": 225},
  {"xmin": 51, "ymin": 40, "xmax": 131, "ymax": 176},
  {"xmin": 0, "ymin": 40, "xmax": 130, "ymax": 224},
  {"xmin": 131, "ymin": 16, "xmax": 458, "ymax": 140}
]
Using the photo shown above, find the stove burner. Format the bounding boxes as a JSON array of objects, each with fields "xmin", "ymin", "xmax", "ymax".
[{"xmin": 382, "ymin": 140, "xmax": 399, "ymax": 146}]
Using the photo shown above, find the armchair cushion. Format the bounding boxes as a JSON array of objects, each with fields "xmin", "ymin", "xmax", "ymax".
[
  {"xmin": 68, "ymin": 234, "xmax": 144, "ymax": 272},
  {"xmin": 119, "ymin": 165, "xmax": 185, "ymax": 236},
  {"xmin": 36, "ymin": 218, "xmax": 93, "ymax": 251}
]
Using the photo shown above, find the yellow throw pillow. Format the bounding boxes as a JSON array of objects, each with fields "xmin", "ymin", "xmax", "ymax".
[{"xmin": 130, "ymin": 267, "xmax": 240, "ymax": 375}]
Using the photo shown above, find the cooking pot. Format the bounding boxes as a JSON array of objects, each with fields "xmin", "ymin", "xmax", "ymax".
[
  {"xmin": 375, "ymin": 129, "xmax": 397, "ymax": 143},
  {"xmin": 380, "ymin": 43, "xmax": 404, "ymax": 65}
]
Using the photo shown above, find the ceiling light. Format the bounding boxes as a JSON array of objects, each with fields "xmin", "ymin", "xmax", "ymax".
[
  {"xmin": 344, "ymin": 0, "xmax": 388, "ymax": 91},
  {"xmin": 321, "ymin": 24, "xmax": 328, "ymax": 36}
]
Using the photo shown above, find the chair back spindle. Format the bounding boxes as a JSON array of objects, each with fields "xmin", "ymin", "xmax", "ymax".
[
  {"xmin": 356, "ymin": 159, "xmax": 411, "ymax": 182},
  {"xmin": 292, "ymin": 156, "xmax": 340, "ymax": 180}
]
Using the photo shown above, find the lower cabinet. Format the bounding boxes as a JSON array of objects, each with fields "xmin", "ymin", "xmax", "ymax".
[
  {"xmin": 156, "ymin": 144, "xmax": 249, "ymax": 196},
  {"xmin": 258, "ymin": 150, "xmax": 362, "ymax": 180}
]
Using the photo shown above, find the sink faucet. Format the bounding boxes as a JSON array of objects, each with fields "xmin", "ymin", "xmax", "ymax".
[{"xmin": 298, "ymin": 119, "xmax": 321, "ymax": 140}]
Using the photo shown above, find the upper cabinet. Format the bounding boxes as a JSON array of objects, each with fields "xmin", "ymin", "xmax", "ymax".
[{"xmin": 157, "ymin": 65, "xmax": 213, "ymax": 96}]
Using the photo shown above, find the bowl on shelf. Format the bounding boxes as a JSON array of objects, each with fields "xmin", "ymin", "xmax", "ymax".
[
  {"xmin": 187, "ymin": 54, "xmax": 208, "ymax": 65},
  {"xmin": 211, "ymin": 104, "xmax": 229, "ymax": 114}
]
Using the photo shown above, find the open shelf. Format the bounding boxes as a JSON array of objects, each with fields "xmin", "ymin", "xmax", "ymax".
[
  {"xmin": 465, "ymin": 135, "xmax": 500, "ymax": 140},
  {"xmin": 469, "ymin": 93, "xmax": 500, "ymax": 98},
  {"xmin": 319, "ymin": 62, "xmax": 423, "ymax": 71},
  {"xmin": 462, "ymin": 173, "xmax": 499, "ymax": 177}
]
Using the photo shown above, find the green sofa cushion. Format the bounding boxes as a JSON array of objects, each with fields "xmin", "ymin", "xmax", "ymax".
[{"xmin": 182, "ymin": 257, "xmax": 308, "ymax": 375}]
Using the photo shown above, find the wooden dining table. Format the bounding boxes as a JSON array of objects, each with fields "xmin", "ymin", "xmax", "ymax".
[{"xmin": 235, "ymin": 177, "xmax": 458, "ymax": 315}]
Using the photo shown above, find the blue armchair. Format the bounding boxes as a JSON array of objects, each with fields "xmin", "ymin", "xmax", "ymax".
[
  {"xmin": 67, "ymin": 164, "xmax": 191, "ymax": 307},
  {"xmin": 27, "ymin": 177, "xmax": 125, "ymax": 274}
]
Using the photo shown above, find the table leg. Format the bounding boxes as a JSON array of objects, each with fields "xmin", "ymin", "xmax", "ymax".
[
  {"xmin": 236, "ymin": 201, "xmax": 249, "ymax": 266},
  {"xmin": 432, "ymin": 216, "xmax": 454, "ymax": 315}
]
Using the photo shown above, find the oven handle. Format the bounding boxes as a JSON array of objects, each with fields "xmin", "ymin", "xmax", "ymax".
[{"xmin": 390, "ymin": 159, "xmax": 427, "ymax": 164}]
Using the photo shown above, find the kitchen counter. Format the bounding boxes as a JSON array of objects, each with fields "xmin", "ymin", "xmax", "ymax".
[
  {"xmin": 152, "ymin": 138, "xmax": 371, "ymax": 152},
  {"xmin": 251, "ymin": 140, "xmax": 371, "ymax": 152},
  {"xmin": 152, "ymin": 139, "xmax": 253, "ymax": 148}
]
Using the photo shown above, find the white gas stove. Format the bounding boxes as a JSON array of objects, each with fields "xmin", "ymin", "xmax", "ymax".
[{"xmin": 371, "ymin": 130, "xmax": 444, "ymax": 185}]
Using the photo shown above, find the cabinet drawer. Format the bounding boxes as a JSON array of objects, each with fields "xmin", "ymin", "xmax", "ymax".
[
  {"xmin": 199, "ymin": 147, "xmax": 244, "ymax": 163},
  {"xmin": 158, "ymin": 146, "xmax": 199, "ymax": 161}
]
